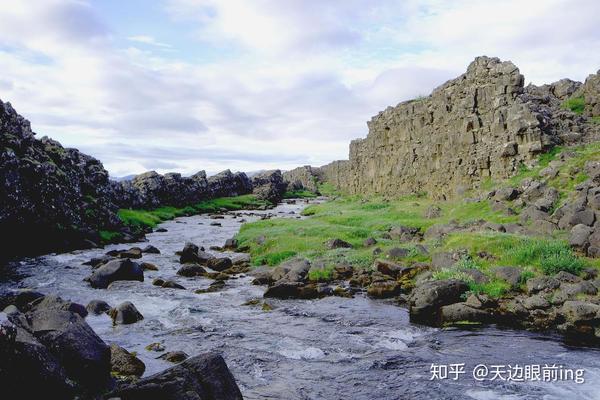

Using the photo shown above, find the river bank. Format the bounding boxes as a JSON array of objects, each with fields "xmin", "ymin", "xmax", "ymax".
[{"xmin": 2, "ymin": 199, "xmax": 600, "ymax": 399}]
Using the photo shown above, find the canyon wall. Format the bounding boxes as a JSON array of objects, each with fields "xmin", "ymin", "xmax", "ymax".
[{"xmin": 315, "ymin": 56, "xmax": 593, "ymax": 199}]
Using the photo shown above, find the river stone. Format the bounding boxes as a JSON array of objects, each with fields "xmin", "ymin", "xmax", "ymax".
[
  {"xmin": 0, "ymin": 289, "xmax": 46, "ymax": 312},
  {"xmin": 440, "ymin": 303, "xmax": 490, "ymax": 323},
  {"xmin": 110, "ymin": 344, "xmax": 146, "ymax": 377},
  {"xmin": 408, "ymin": 279, "xmax": 469, "ymax": 325},
  {"xmin": 142, "ymin": 245, "xmax": 161, "ymax": 254},
  {"xmin": 29, "ymin": 295, "xmax": 88, "ymax": 319},
  {"xmin": 109, "ymin": 353, "xmax": 243, "ymax": 400},
  {"xmin": 87, "ymin": 259, "xmax": 144, "ymax": 289},
  {"xmin": 86, "ymin": 300, "xmax": 111, "ymax": 315},
  {"xmin": 161, "ymin": 280, "xmax": 186, "ymax": 290},
  {"xmin": 179, "ymin": 242, "xmax": 201, "ymax": 264},
  {"xmin": 559, "ymin": 301, "xmax": 600, "ymax": 324},
  {"xmin": 177, "ymin": 264, "xmax": 207, "ymax": 277},
  {"xmin": 206, "ymin": 257, "xmax": 233, "ymax": 272},
  {"xmin": 366, "ymin": 281, "xmax": 401, "ymax": 299},
  {"xmin": 109, "ymin": 302, "xmax": 144, "ymax": 325},
  {"xmin": 158, "ymin": 351, "xmax": 189, "ymax": 363},
  {"xmin": 82, "ymin": 255, "xmax": 114, "ymax": 269},
  {"xmin": 375, "ymin": 259, "xmax": 404, "ymax": 278},
  {"xmin": 117, "ymin": 247, "xmax": 143, "ymax": 259}
]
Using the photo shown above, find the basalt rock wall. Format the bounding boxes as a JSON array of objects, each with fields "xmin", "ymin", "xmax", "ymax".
[{"xmin": 317, "ymin": 56, "xmax": 592, "ymax": 199}]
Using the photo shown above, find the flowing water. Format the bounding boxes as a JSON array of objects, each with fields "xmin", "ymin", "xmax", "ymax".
[{"xmin": 2, "ymin": 199, "xmax": 600, "ymax": 400}]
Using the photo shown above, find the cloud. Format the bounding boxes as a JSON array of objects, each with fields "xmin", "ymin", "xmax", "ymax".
[
  {"xmin": 127, "ymin": 35, "xmax": 172, "ymax": 48},
  {"xmin": 0, "ymin": 0, "xmax": 599, "ymax": 178}
]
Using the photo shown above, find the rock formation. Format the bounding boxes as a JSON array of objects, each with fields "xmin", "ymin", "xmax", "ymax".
[
  {"xmin": 305, "ymin": 57, "xmax": 599, "ymax": 199},
  {"xmin": 0, "ymin": 99, "xmax": 123, "ymax": 257},
  {"xmin": 252, "ymin": 169, "xmax": 288, "ymax": 203},
  {"xmin": 283, "ymin": 166, "xmax": 322, "ymax": 192}
]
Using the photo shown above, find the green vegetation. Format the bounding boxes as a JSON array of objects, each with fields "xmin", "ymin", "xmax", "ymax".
[
  {"xmin": 591, "ymin": 116, "xmax": 600, "ymax": 124},
  {"xmin": 562, "ymin": 96, "xmax": 585, "ymax": 115},
  {"xmin": 283, "ymin": 190, "xmax": 317, "ymax": 199},
  {"xmin": 117, "ymin": 194, "xmax": 269, "ymax": 232},
  {"xmin": 99, "ymin": 230, "xmax": 123, "ymax": 243}
]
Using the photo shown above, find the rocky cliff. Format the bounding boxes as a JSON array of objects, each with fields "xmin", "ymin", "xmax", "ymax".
[
  {"xmin": 311, "ymin": 56, "xmax": 599, "ymax": 199},
  {"xmin": 0, "ymin": 100, "xmax": 123, "ymax": 257}
]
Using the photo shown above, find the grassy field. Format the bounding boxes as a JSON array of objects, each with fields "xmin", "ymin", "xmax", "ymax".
[{"xmin": 236, "ymin": 144, "xmax": 600, "ymax": 297}]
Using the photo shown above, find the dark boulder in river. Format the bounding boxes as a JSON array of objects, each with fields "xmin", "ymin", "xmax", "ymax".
[
  {"xmin": 110, "ymin": 352, "xmax": 243, "ymax": 400},
  {"xmin": 86, "ymin": 259, "xmax": 144, "ymax": 289}
]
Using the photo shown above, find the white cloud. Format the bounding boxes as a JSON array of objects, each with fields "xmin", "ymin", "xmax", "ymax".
[{"xmin": 0, "ymin": 0, "xmax": 599, "ymax": 177}]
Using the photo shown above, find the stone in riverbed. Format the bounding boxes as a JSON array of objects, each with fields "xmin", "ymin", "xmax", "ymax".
[
  {"xmin": 109, "ymin": 353, "xmax": 243, "ymax": 400},
  {"xmin": 110, "ymin": 344, "xmax": 146, "ymax": 377},
  {"xmin": 86, "ymin": 258, "xmax": 144, "ymax": 289},
  {"xmin": 142, "ymin": 245, "xmax": 161, "ymax": 254},
  {"xmin": 117, "ymin": 247, "xmax": 143, "ymax": 259},
  {"xmin": 146, "ymin": 342, "xmax": 165, "ymax": 352},
  {"xmin": 206, "ymin": 257, "xmax": 233, "ymax": 272},
  {"xmin": 86, "ymin": 299, "xmax": 111, "ymax": 315},
  {"xmin": 158, "ymin": 351, "xmax": 189, "ymax": 363},
  {"xmin": 223, "ymin": 238, "xmax": 238, "ymax": 250},
  {"xmin": 161, "ymin": 280, "xmax": 186, "ymax": 290},
  {"xmin": 177, "ymin": 264, "xmax": 207, "ymax": 277},
  {"xmin": 408, "ymin": 279, "xmax": 469, "ymax": 325},
  {"xmin": 141, "ymin": 262, "xmax": 158, "ymax": 271},
  {"xmin": 109, "ymin": 301, "xmax": 144, "ymax": 325},
  {"xmin": 367, "ymin": 281, "xmax": 401, "ymax": 298},
  {"xmin": 440, "ymin": 303, "xmax": 491, "ymax": 324}
]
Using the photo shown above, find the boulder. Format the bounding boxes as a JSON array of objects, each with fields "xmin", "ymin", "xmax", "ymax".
[
  {"xmin": 386, "ymin": 247, "xmax": 410, "ymax": 259},
  {"xmin": 25, "ymin": 308, "xmax": 112, "ymax": 389},
  {"xmin": 87, "ymin": 259, "xmax": 144, "ymax": 289},
  {"xmin": 440, "ymin": 303, "xmax": 491, "ymax": 323},
  {"xmin": 526, "ymin": 276, "xmax": 560, "ymax": 294},
  {"xmin": 179, "ymin": 242, "xmax": 201, "ymax": 264},
  {"xmin": 86, "ymin": 300, "xmax": 111, "ymax": 315},
  {"xmin": 491, "ymin": 266, "xmax": 522, "ymax": 288},
  {"xmin": 408, "ymin": 279, "xmax": 469, "ymax": 325},
  {"xmin": 27, "ymin": 295, "xmax": 88, "ymax": 319},
  {"xmin": 110, "ymin": 344, "xmax": 146, "ymax": 377},
  {"xmin": 206, "ymin": 257, "xmax": 233, "ymax": 272},
  {"xmin": 161, "ymin": 280, "xmax": 186, "ymax": 290},
  {"xmin": 325, "ymin": 238, "xmax": 352, "ymax": 249},
  {"xmin": 109, "ymin": 353, "xmax": 243, "ymax": 400},
  {"xmin": 177, "ymin": 264, "xmax": 207, "ymax": 277},
  {"xmin": 367, "ymin": 281, "xmax": 401, "ymax": 298},
  {"xmin": 569, "ymin": 224, "xmax": 594, "ymax": 250},
  {"xmin": 109, "ymin": 302, "xmax": 144, "ymax": 325},
  {"xmin": 142, "ymin": 245, "xmax": 161, "ymax": 254},
  {"xmin": 117, "ymin": 247, "xmax": 143, "ymax": 259},
  {"xmin": 141, "ymin": 262, "xmax": 159, "ymax": 271}
]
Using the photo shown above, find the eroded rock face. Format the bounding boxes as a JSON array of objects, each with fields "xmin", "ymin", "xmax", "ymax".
[
  {"xmin": 316, "ymin": 57, "xmax": 593, "ymax": 199},
  {"xmin": 0, "ymin": 99, "xmax": 123, "ymax": 258},
  {"xmin": 283, "ymin": 165, "xmax": 322, "ymax": 192},
  {"xmin": 252, "ymin": 169, "xmax": 288, "ymax": 203}
]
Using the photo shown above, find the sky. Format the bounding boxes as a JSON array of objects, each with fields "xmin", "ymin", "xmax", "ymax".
[{"xmin": 0, "ymin": 0, "xmax": 599, "ymax": 177}]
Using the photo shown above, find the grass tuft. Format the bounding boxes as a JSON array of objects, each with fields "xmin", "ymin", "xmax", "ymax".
[{"xmin": 562, "ymin": 96, "xmax": 585, "ymax": 115}]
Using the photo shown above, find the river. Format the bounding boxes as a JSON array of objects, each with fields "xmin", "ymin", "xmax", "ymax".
[{"xmin": 2, "ymin": 199, "xmax": 599, "ymax": 400}]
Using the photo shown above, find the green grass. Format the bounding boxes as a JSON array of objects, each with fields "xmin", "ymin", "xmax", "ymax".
[
  {"xmin": 591, "ymin": 116, "xmax": 600, "ymax": 124},
  {"xmin": 283, "ymin": 190, "xmax": 317, "ymax": 199},
  {"xmin": 99, "ymin": 230, "xmax": 123, "ymax": 243},
  {"xmin": 118, "ymin": 194, "xmax": 269, "ymax": 231},
  {"xmin": 308, "ymin": 265, "xmax": 334, "ymax": 282},
  {"xmin": 562, "ymin": 96, "xmax": 585, "ymax": 115}
]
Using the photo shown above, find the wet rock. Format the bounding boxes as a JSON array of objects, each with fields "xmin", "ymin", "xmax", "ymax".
[
  {"xmin": 179, "ymin": 242, "xmax": 201, "ymax": 264},
  {"xmin": 109, "ymin": 302, "xmax": 144, "ymax": 325},
  {"xmin": 177, "ymin": 264, "xmax": 207, "ymax": 277},
  {"xmin": 86, "ymin": 300, "xmax": 111, "ymax": 315},
  {"xmin": 142, "ymin": 245, "xmax": 161, "ymax": 254},
  {"xmin": 87, "ymin": 259, "xmax": 144, "ymax": 289},
  {"xmin": 526, "ymin": 276, "xmax": 560, "ymax": 294},
  {"xmin": 440, "ymin": 303, "xmax": 491, "ymax": 323},
  {"xmin": 0, "ymin": 289, "xmax": 46, "ymax": 312},
  {"xmin": 152, "ymin": 278, "xmax": 165, "ymax": 286},
  {"xmin": 155, "ymin": 228, "xmax": 168, "ymax": 233},
  {"xmin": 26, "ymin": 307, "xmax": 112, "ymax": 389},
  {"xmin": 109, "ymin": 353, "xmax": 243, "ymax": 400},
  {"xmin": 491, "ymin": 266, "xmax": 522, "ymax": 288},
  {"xmin": 158, "ymin": 351, "xmax": 189, "ymax": 363},
  {"xmin": 465, "ymin": 293, "xmax": 496, "ymax": 309},
  {"xmin": 117, "ymin": 247, "xmax": 143, "ymax": 259},
  {"xmin": 223, "ymin": 238, "xmax": 238, "ymax": 250},
  {"xmin": 141, "ymin": 262, "xmax": 158, "ymax": 271},
  {"xmin": 264, "ymin": 282, "xmax": 304, "ymax": 299},
  {"xmin": 145, "ymin": 342, "xmax": 165, "ymax": 352},
  {"xmin": 408, "ymin": 279, "xmax": 469, "ymax": 325},
  {"xmin": 367, "ymin": 281, "xmax": 401, "ymax": 299},
  {"xmin": 210, "ymin": 222, "xmax": 222, "ymax": 227},
  {"xmin": 29, "ymin": 295, "xmax": 88, "ymax": 318},
  {"xmin": 161, "ymin": 280, "xmax": 186, "ymax": 290},
  {"xmin": 83, "ymin": 255, "xmax": 114, "ymax": 269},
  {"xmin": 3, "ymin": 305, "xmax": 18, "ymax": 314},
  {"xmin": 325, "ymin": 238, "xmax": 352, "ymax": 249},
  {"xmin": 332, "ymin": 264, "xmax": 354, "ymax": 280},
  {"xmin": 206, "ymin": 257, "xmax": 233, "ymax": 272},
  {"xmin": 110, "ymin": 344, "xmax": 145, "ymax": 377}
]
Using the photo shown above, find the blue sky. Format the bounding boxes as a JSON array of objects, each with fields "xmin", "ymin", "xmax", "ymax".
[{"xmin": 1, "ymin": 0, "xmax": 599, "ymax": 177}]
